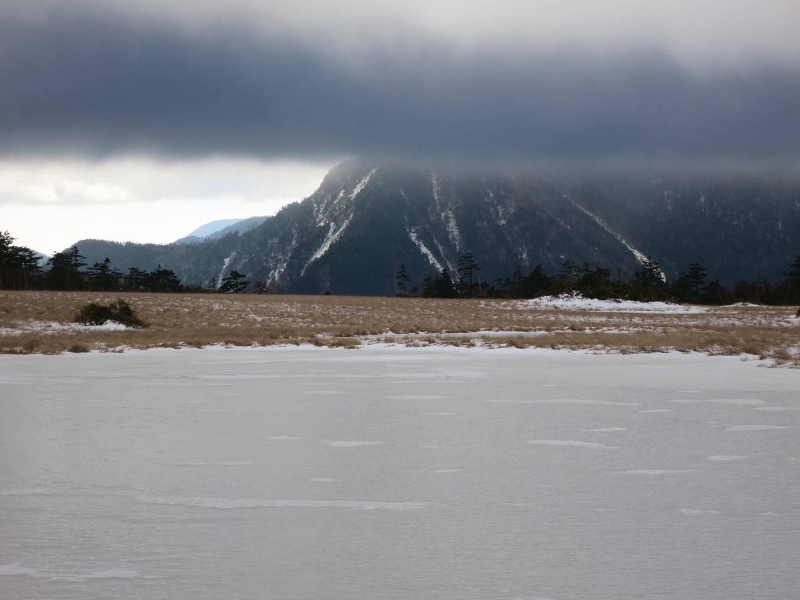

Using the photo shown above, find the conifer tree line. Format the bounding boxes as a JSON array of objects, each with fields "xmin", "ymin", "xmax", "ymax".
[
  {"xmin": 3, "ymin": 230, "xmax": 799, "ymax": 303},
  {"xmin": 0, "ymin": 230, "xmax": 258, "ymax": 293},
  {"xmin": 0, "ymin": 232, "xmax": 183, "ymax": 292},
  {"xmin": 395, "ymin": 251, "xmax": 800, "ymax": 306}
]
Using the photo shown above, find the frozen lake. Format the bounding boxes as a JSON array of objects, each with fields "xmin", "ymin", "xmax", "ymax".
[{"xmin": 1, "ymin": 346, "xmax": 799, "ymax": 600}]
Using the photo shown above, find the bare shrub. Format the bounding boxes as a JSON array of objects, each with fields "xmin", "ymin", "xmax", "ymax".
[{"xmin": 73, "ymin": 299, "xmax": 147, "ymax": 328}]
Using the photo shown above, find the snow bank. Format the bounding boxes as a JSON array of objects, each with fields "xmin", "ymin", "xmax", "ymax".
[
  {"xmin": 0, "ymin": 320, "xmax": 129, "ymax": 336},
  {"xmin": 723, "ymin": 302, "xmax": 761, "ymax": 308},
  {"xmin": 521, "ymin": 293, "xmax": 705, "ymax": 313}
]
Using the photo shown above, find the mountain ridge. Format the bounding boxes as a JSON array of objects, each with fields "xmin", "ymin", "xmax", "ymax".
[
  {"xmin": 173, "ymin": 216, "xmax": 269, "ymax": 245},
  {"xmin": 72, "ymin": 161, "xmax": 800, "ymax": 293}
]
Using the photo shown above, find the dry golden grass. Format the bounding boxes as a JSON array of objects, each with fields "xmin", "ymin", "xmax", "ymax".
[{"xmin": 0, "ymin": 291, "xmax": 798, "ymax": 365}]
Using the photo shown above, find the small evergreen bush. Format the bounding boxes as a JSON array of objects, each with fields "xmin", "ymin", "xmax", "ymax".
[{"xmin": 73, "ymin": 299, "xmax": 147, "ymax": 328}]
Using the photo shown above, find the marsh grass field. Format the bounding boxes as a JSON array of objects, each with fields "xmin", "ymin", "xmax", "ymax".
[{"xmin": 0, "ymin": 291, "xmax": 798, "ymax": 364}]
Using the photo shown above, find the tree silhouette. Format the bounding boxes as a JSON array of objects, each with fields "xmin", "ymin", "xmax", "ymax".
[
  {"xmin": 688, "ymin": 262, "xmax": 708, "ymax": 297},
  {"xmin": 394, "ymin": 264, "xmax": 411, "ymax": 297},
  {"xmin": 0, "ymin": 232, "xmax": 42, "ymax": 289},
  {"xmin": 560, "ymin": 260, "xmax": 580, "ymax": 282},
  {"xmin": 219, "ymin": 270, "xmax": 249, "ymax": 293},
  {"xmin": 124, "ymin": 267, "xmax": 149, "ymax": 292},
  {"xmin": 434, "ymin": 268, "xmax": 457, "ymax": 298},
  {"xmin": 634, "ymin": 257, "xmax": 665, "ymax": 290},
  {"xmin": 786, "ymin": 255, "xmax": 800, "ymax": 302},
  {"xmin": 457, "ymin": 252, "xmax": 480, "ymax": 286},
  {"xmin": 146, "ymin": 265, "xmax": 182, "ymax": 292},
  {"xmin": 702, "ymin": 278, "xmax": 733, "ymax": 305},
  {"xmin": 87, "ymin": 258, "xmax": 121, "ymax": 291},
  {"xmin": 46, "ymin": 246, "xmax": 86, "ymax": 290}
]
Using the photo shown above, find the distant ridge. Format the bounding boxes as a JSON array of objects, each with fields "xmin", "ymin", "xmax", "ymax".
[
  {"xmin": 173, "ymin": 216, "xmax": 268, "ymax": 245},
  {"xmin": 73, "ymin": 161, "xmax": 800, "ymax": 294}
]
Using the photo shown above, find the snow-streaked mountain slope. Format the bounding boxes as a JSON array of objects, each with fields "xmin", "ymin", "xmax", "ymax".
[{"xmin": 75, "ymin": 161, "xmax": 800, "ymax": 294}]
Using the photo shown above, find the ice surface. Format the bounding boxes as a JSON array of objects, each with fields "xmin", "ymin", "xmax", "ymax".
[
  {"xmin": 672, "ymin": 398, "xmax": 764, "ymax": 406},
  {"xmin": 2, "ymin": 345, "xmax": 799, "ymax": 600},
  {"xmin": 492, "ymin": 398, "xmax": 639, "ymax": 406},
  {"xmin": 0, "ymin": 488, "xmax": 52, "ymax": 496},
  {"xmin": 724, "ymin": 425, "xmax": 789, "ymax": 432},
  {"xmin": 135, "ymin": 496, "xmax": 429, "ymax": 510},
  {"xmin": 584, "ymin": 427, "xmax": 629, "ymax": 432},
  {"xmin": 617, "ymin": 470, "xmax": 697, "ymax": 475},
  {"xmin": 324, "ymin": 441, "xmax": 382, "ymax": 447},
  {"xmin": 0, "ymin": 563, "xmax": 142, "ymax": 581},
  {"xmin": 528, "ymin": 440, "xmax": 616, "ymax": 449},
  {"xmin": 173, "ymin": 461, "xmax": 253, "ymax": 466},
  {"xmin": 386, "ymin": 395, "xmax": 450, "ymax": 400}
]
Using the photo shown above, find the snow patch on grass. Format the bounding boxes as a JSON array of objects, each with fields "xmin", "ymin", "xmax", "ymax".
[
  {"xmin": 0, "ymin": 320, "xmax": 129, "ymax": 336},
  {"xmin": 521, "ymin": 293, "xmax": 705, "ymax": 313}
]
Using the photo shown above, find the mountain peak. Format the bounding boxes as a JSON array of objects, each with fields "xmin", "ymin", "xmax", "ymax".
[{"xmin": 73, "ymin": 163, "xmax": 800, "ymax": 294}]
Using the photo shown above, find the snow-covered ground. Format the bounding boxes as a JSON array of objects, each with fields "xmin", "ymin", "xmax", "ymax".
[
  {"xmin": 0, "ymin": 320, "xmax": 129, "ymax": 336},
  {"xmin": 519, "ymin": 293, "xmax": 707, "ymax": 312},
  {"xmin": 1, "ymin": 346, "xmax": 798, "ymax": 599}
]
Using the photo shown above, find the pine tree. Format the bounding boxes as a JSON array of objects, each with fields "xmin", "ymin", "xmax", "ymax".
[
  {"xmin": 0, "ymin": 231, "xmax": 13, "ymax": 289},
  {"xmin": 560, "ymin": 260, "xmax": 579, "ymax": 282},
  {"xmin": 670, "ymin": 272, "xmax": 693, "ymax": 302},
  {"xmin": 420, "ymin": 276, "xmax": 436, "ymax": 298},
  {"xmin": 506, "ymin": 264, "xmax": 524, "ymax": 297},
  {"xmin": 125, "ymin": 267, "xmax": 149, "ymax": 292},
  {"xmin": 394, "ymin": 264, "xmax": 411, "ymax": 297},
  {"xmin": 219, "ymin": 270, "xmax": 249, "ymax": 293},
  {"xmin": 146, "ymin": 265, "xmax": 182, "ymax": 292},
  {"xmin": 687, "ymin": 262, "xmax": 708, "ymax": 297},
  {"xmin": 523, "ymin": 265, "xmax": 552, "ymax": 298},
  {"xmin": 702, "ymin": 278, "xmax": 732, "ymax": 305},
  {"xmin": 785, "ymin": 256, "xmax": 800, "ymax": 302},
  {"xmin": 87, "ymin": 258, "xmax": 120, "ymax": 291},
  {"xmin": 46, "ymin": 246, "xmax": 86, "ymax": 290},
  {"xmin": 434, "ymin": 269, "xmax": 456, "ymax": 298},
  {"xmin": 634, "ymin": 257, "xmax": 665, "ymax": 289},
  {"xmin": 0, "ymin": 232, "xmax": 42, "ymax": 289},
  {"xmin": 457, "ymin": 252, "xmax": 480, "ymax": 287}
]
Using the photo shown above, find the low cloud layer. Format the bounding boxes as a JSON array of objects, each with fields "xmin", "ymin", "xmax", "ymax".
[{"xmin": 2, "ymin": 5, "xmax": 799, "ymax": 164}]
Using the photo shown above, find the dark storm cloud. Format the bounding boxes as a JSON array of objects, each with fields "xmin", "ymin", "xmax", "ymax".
[{"xmin": 1, "ymin": 6, "xmax": 799, "ymax": 163}]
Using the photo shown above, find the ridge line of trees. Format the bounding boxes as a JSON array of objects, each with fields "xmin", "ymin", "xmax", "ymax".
[
  {"xmin": 1, "ymin": 231, "xmax": 258, "ymax": 293},
  {"xmin": 3, "ymin": 231, "xmax": 799, "ymax": 304},
  {"xmin": 396, "ymin": 252, "xmax": 800, "ymax": 306}
]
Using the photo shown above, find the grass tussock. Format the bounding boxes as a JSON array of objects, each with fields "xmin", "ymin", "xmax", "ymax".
[
  {"xmin": 73, "ymin": 298, "xmax": 147, "ymax": 328},
  {"xmin": 0, "ymin": 290, "xmax": 797, "ymax": 363}
]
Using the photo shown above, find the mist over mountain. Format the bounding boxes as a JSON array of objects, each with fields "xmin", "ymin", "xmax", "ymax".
[
  {"xmin": 173, "ymin": 216, "xmax": 269, "ymax": 245},
  {"xmin": 75, "ymin": 161, "xmax": 800, "ymax": 294}
]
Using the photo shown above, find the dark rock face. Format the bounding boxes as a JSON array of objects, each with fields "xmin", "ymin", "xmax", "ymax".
[{"xmin": 76, "ymin": 161, "xmax": 800, "ymax": 293}]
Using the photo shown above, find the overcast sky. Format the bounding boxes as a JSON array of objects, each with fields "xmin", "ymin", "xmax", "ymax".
[{"xmin": 2, "ymin": 0, "xmax": 799, "ymax": 251}]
